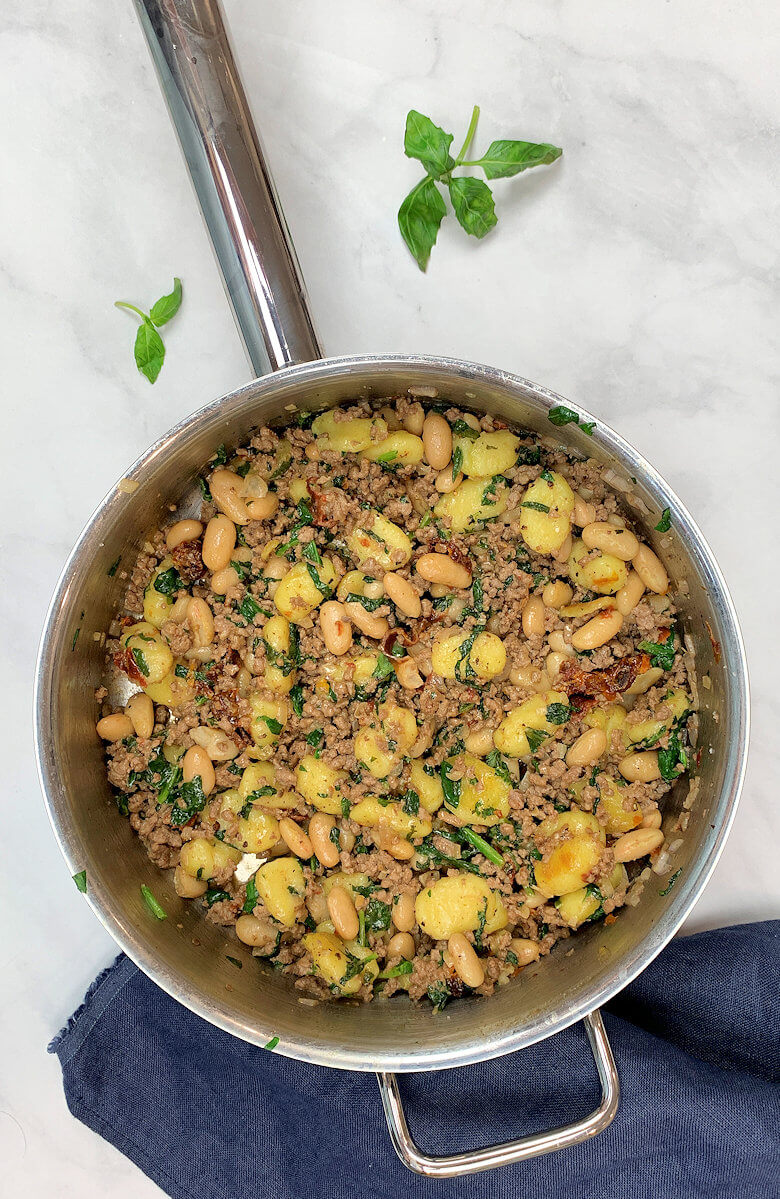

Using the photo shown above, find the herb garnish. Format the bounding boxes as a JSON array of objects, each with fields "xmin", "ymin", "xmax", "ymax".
[
  {"xmin": 243, "ymin": 875, "xmax": 259, "ymax": 914},
  {"xmin": 72, "ymin": 870, "xmax": 87, "ymax": 893},
  {"xmin": 655, "ymin": 508, "xmax": 672, "ymax": 533},
  {"xmin": 398, "ymin": 107, "xmax": 562, "ymax": 270},
  {"xmin": 545, "ymin": 702, "xmax": 571, "ymax": 725},
  {"xmin": 153, "ymin": 566, "xmax": 185, "ymax": 597},
  {"xmin": 637, "ymin": 630, "xmax": 676, "ymax": 672},
  {"xmin": 547, "ymin": 406, "xmax": 595, "ymax": 435},
  {"xmin": 140, "ymin": 884, "xmax": 167, "ymax": 919},
  {"xmin": 660, "ymin": 868, "xmax": 682, "ymax": 896},
  {"xmin": 115, "ymin": 278, "xmax": 183, "ymax": 383}
]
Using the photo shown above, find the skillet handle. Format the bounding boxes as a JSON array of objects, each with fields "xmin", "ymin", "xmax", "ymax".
[
  {"xmin": 132, "ymin": 0, "xmax": 322, "ymax": 375},
  {"xmin": 376, "ymin": 1009, "xmax": 619, "ymax": 1178}
]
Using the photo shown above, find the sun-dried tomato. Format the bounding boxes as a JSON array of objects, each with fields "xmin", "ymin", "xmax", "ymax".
[
  {"xmin": 170, "ymin": 537, "xmax": 207, "ymax": 582},
  {"xmin": 559, "ymin": 652, "xmax": 650, "ymax": 712},
  {"xmin": 113, "ymin": 648, "xmax": 147, "ymax": 687}
]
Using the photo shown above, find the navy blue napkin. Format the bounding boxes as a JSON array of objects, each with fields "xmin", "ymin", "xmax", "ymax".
[{"xmin": 50, "ymin": 921, "xmax": 779, "ymax": 1199}]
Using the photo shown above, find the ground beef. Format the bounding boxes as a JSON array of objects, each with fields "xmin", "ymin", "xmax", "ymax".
[{"xmin": 97, "ymin": 394, "xmax": 695, "ymax": 1012}]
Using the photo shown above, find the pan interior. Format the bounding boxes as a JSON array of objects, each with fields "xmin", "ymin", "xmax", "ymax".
[{"xmin": 37, "ymin": 356, "xmax": 747, "ymax": 1072}]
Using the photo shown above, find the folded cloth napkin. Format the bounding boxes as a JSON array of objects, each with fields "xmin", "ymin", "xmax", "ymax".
[{"xmin": 50, "ymin": 921, "xmax": 779, "ymax": 1199}]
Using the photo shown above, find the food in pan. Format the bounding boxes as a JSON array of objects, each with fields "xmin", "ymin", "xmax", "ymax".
[{"xmin": 96, "ymin": 395, "xmax": 694, "ymax": 1008}]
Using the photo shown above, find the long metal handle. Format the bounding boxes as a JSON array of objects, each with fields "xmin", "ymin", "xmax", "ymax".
[
  {"xmin": 132, "ymin": 0, "xmax": 322, "ymax": 375},
  {"xmin": 377, "ymin": 1010, "xmax": 619, "ymax": 1178}
]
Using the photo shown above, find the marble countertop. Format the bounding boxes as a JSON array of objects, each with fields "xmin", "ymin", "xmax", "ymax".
[{"xmin": 3, "ymin": 1, "xmax": 778, "ymax": 1194}]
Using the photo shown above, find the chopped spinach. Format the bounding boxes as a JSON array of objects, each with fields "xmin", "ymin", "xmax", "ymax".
[
  {"xmin": 364, "ymin": 898, "xmax": 393, "ymax": 932},
  {"xmin": 379, "ymin": 960, "xmax": 414, "ymax": 978},
  {"xmin": 637, "ymin": 630, "xmax": 676, "ymax": 672},
  {"xmin": 290, "ymin": 683, "xmax": 304, "ymax": 716},
  {"xmin": 242, "ymin": 876, "xmax": 259, "ymax": 914},
  {"xmin": 401, "ymin": 789, "xmax": 420, "ymax": 816},
  {"xmin": 440, "ymin": 760, "xmax": 462, "ymax": 809},
  {"xmin": 427, "ymin": 981, "xmax": 453, "ymax": 1012},
  {"xmin": 169, "ymin": 774, "xmax": 208, "ymax": 826},
  {"xmin": 239, "ymin": 595, "xmax": 262, "ymax": 623},
  {"xmin": 525, "ymin": 728, "xmax": 548, "ymax": 754},
  {"xmin": 484, "ymin": 749, "xmax": 512, "ymax": 786},
  {"xmin": 660, "ymin": 868, "xmax": 682, "ymax": 896},
  {"xmin": 657, "ymin": 729, "xmax": 688, "ymax": 780},
  {"xmin": 451, "ymin": 419, "xmax": 480, "ymax": 441},
  {"xmin": 545, "ymin": 702, "xmax": 571, "ymax": 725}
]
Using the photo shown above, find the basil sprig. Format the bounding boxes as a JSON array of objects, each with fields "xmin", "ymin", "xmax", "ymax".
[
  {"xmin": 115, "ymin": 278, "xmax": 183, "ymax": 383},
  {"xmin": 398, "ymin": 106, "xmax": 562, "ymax": 270}
]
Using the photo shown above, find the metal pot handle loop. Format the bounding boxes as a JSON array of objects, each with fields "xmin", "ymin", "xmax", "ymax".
[{"xmin": 376, "ymin": 1009, "xmax": 619, "ymax": 1177}]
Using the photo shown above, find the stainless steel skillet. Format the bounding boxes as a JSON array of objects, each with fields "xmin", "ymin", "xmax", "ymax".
[{"xmin": 35, "ymin": 0, "xmax": 749, "ymax": 1176}]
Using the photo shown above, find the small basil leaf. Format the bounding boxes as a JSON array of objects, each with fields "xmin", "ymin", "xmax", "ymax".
[
  {"xmin": 134, "ymin": 318, "xmax": 165, "ymax": 384},
  {"xmin": 149, "ymin": 277, "xmax": 183, "ymax": 327},
  {"xmin": 447, "ymin": 177, "xmax": 497, "ymax": 239},
  {"xmin": 476, "ymin": 139, "xmax": 562, "ymax": 180},
  {"xmin": 398, "ymin": 176, "xmax": 447, "ymax": 271},
  {"xmin": 404, "ymin": 110, "xmax": 455, "ymax": 177}
]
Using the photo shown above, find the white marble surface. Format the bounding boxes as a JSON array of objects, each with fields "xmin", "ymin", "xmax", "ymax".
[{"xmin": 2, "ymin": 1, "xmax": 779, "ymax": 1194}]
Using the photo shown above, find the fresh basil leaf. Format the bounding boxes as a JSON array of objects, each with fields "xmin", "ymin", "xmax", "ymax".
[
  {"xmin": 72, "ymin": 870, "xmax": 87, "ymax": 893},
  {"xmin": 260, "ymin": 715, "xmax": 283, "ymax": 736},
  {"xmin": 404, "ymin": 109, "xmax": 455, "ymax": 177},
  {"xmin": 149, "ymin": 277, "xmax": 183, "ymax": 326},
  {"xmin": 204, "ymin": 887, "xmax": 231, "ymax": 908},
  {"xmin": 476, "ymin": 139, "xmax": 562, "ymax": 180},
  {"xmin": 447, "ymin": 176, "xmax": 497, "ymax": 239},
  {"xmin": 134, "ymin": 318, "xmax": 165, "ymax": 384},
  {"xmin": 521, "ymin": 500, "xmax": 550, "ymax": 513},
  {"xmin": 398, "ymin": 175, "xmax": 447, "ymax": 271},
  {"xmin": 655, "ymin": 508, "xmax": 672, "ymax": 533}
]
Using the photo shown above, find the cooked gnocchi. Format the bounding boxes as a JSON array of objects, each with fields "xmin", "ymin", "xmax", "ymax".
[{"xmin": 98, "ymin": 395, "xmax": 694, "ymax": 1009}]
